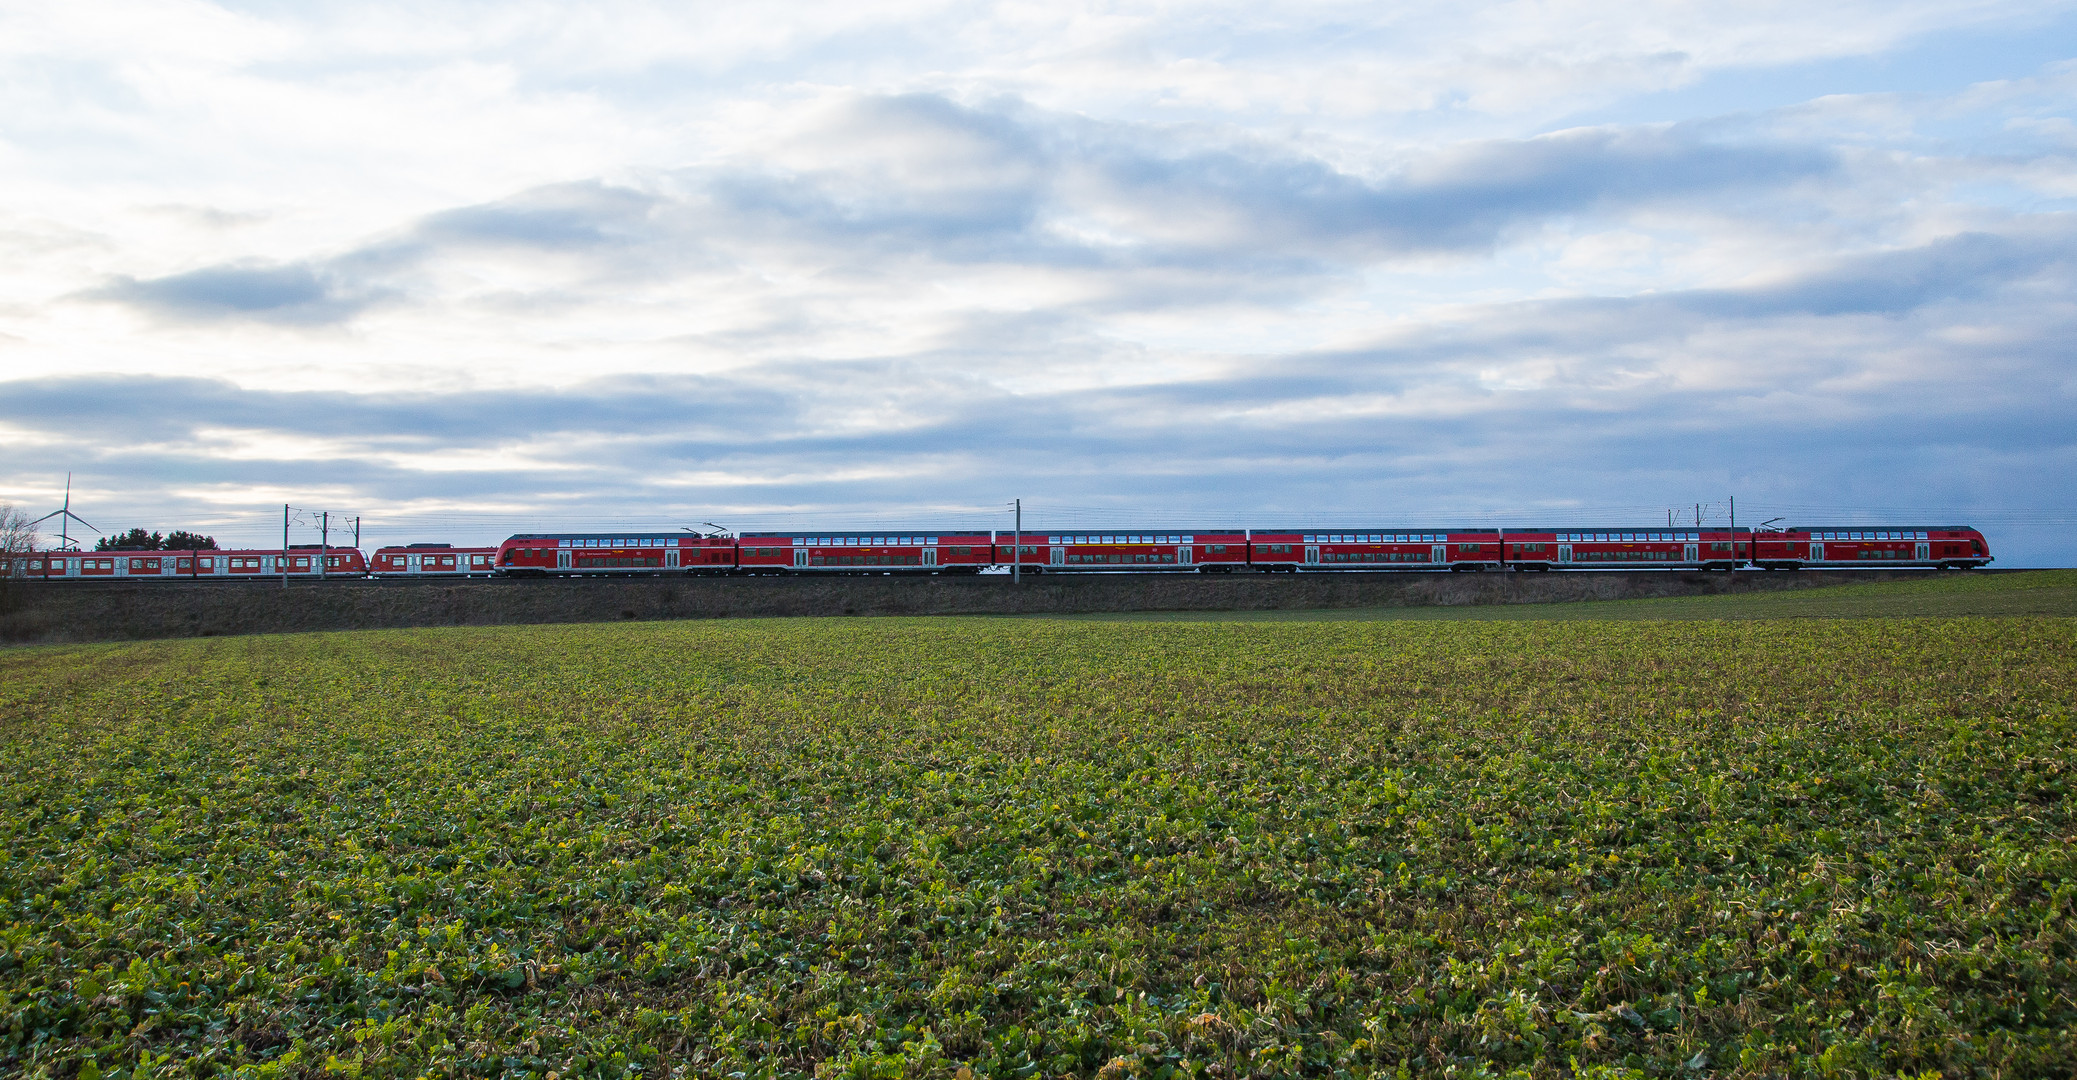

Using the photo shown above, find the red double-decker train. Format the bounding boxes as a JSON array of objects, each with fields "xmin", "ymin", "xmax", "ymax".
[
  {"xmin": 484, "ymin": 524, "xmax": 1991, "ymax": 576},
  {"xmin": 12, "ymin": 522, "xmax": 1991, "ymax": 580}
]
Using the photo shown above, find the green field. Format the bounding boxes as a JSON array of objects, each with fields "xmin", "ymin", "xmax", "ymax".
[
  {"xmin": 1057, "ymin": 569, "xmax": 2077, "ymax": 622},
  {"xmin": 2, "ymin": 613, "xmax": 2073, "ymax": 1078}
]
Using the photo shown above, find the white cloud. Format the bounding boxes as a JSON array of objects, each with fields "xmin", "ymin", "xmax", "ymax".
[{"xmin": 0, "ymin": 0, "xmax": 2073, "ymax": 563}]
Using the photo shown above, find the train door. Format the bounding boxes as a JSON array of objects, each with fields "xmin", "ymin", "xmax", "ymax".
[
  {"xmin": 1809, "ymin": 543, "xmax": 1823, "ymax": 563},
  {"xmin": 1915, "ymin": 541, "xmax": 1930, "ymax": 562},
  {"xmin": 556, "ymin": 549, "xmax": 570, "ymax": 570},
  {"xmin": 1431, "ymin": 543, "xmax": 1447, "ymax": 565},
  {"xmin": 924, "ymin": 547, "xmax": 939, "ymax": 568},
  {"xmin": 1047, "ymin": 547, "xmax": 1062, "ymax": 567},
  {"xmin": 666, "ymin": 548, "xmax": 679, "ymax": 570},
  {"xmin": 1178, "ymin": 545, "xmax": 1192, "ymax": 565},
  {"xmin": 1303, "ymin": 545, "xmax": 1320, "ymax": 566},
  {"xmin": 1683, "ymin": 543, "xmax": 1698, "ymax": 563},
  {"xmin": 407, "ymin": 554, "xmax": 420, "ymax": 573},
  {"xmin": 1558, "ymin": 543, "xmax": 1571, "ymax": 564},
  {"xmin": 793, "ymin": 548, "xmax": 809, "ymax": 569}
]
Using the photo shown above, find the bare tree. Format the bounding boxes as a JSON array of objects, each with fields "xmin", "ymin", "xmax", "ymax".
[{"xmin": 0, "ymin": 504, "xmax": 39, "ymax": 612}]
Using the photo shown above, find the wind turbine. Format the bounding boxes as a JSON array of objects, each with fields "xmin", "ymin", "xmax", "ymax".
[{"xmin": 30, "ymin": 474, "xmax": 97, "ymax": 551}]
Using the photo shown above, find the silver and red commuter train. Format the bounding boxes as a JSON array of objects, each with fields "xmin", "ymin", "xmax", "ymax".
[{"xmin": 11, "ymin": 524, "xmax": 1993, "ymax": 580}]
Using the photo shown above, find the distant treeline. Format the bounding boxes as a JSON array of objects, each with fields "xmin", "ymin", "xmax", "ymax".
[{"xmin": 94, "ymin": 528, "xmax": 219, "ymax": 551}]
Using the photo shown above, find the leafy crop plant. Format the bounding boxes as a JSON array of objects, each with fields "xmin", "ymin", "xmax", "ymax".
[{"xmin": 1, "ymin": 617, "xmax": 2071, "ymax": 1078}]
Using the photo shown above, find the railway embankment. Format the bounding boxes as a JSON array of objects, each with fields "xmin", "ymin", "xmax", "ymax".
[{"xmin": 0, "ymin": 567, "xmax": 1960, "ymax": 643}]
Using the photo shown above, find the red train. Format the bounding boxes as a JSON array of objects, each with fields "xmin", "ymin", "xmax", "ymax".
[
  {"xmin": 9, "ymin": 545, "xmax": 367, "ymax": 580},
  {"xmin": 367, "ymin": 543, "xmax": 499, "ymax": 577},
  {"xmin": 11, "ymin": 524, "xmax": 1992, "ymax": 580},
  {"xmin": 488, "ymin": 524, "xmax": 1991, "ymax": 576}
]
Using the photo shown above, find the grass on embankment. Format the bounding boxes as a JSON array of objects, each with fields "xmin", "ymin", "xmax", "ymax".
[
  {"xmin": 2, "ymin": 616, "xmax": 2072, "ymax": 1078},
  {"xmin": 1057, "ymin": 568, "xmax": 2077, "ymax": 622}
]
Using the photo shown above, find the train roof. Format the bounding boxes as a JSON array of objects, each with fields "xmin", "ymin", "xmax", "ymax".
[
  {"xmin": 1254, "ymin": 526, "xmax": 1499, "ymax": 534},
  {"xmin": 1035, "ymin": 527, "xmax": 1245, "ymax": 535},
  {"xmin": 738, "ymin": 529, "xmax": 995, "ymax": 538},
  {"xmin": 504, "ymin": 532, "xmax": 709, "ymax": 541},
  {"xmin": 1787, "ymin": 525, "xmax": 1974, "ymax": 532}
]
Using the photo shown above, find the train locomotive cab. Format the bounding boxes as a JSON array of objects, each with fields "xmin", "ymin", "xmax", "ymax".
[
  {"xmin": 1759, "ymin": 526, "xmax": 1992, "ymax": 570},
  {"xmin": 496, "ymin": 533, "xmax": 736, "ymax": 577}
]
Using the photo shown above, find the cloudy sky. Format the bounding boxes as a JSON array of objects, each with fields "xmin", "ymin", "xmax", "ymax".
[{"xmin": 2, "ymin": 1, "xmax": 2074, "ymax": 562}]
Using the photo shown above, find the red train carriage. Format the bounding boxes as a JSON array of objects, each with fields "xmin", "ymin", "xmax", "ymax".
[
  {"xmin": 1527, "ymin": 529, "xmax": 1726, "ymax": 569},
  {"xmin": 1008, "ymin": 530, "xmax": 1249, "ymax": 572},
  {"xmin": 496, "ymin": 533, "xmax": 738, "ymax": 576},
  {"xmin": 369, "ymin": 543, "xmax": 498, "ymax": 577},
  {"xmin": 1247, "ymin": 529, "xmax": 1500, "ymax": 571},
  {"xmin": 14, "ymin": 545, "xmax": 367, "ymax": 579},
  {"xmin": 736, "ymin": 532, "xmax": 996, "ymax": 574},
  {"xmin": 1748, "ymin": 526, "xmax": 1989, "ymax": 570}
]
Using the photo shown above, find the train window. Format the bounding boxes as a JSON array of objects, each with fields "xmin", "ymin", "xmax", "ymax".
[{"xmin": 1207, "ymin": 544, "xmax": 1226, "ymax": 553}]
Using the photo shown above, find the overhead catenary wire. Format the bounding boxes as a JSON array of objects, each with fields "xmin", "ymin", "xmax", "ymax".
[{"xmin": 46, "ymin": 501, "xmax": 2077, "ymax": 551}]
